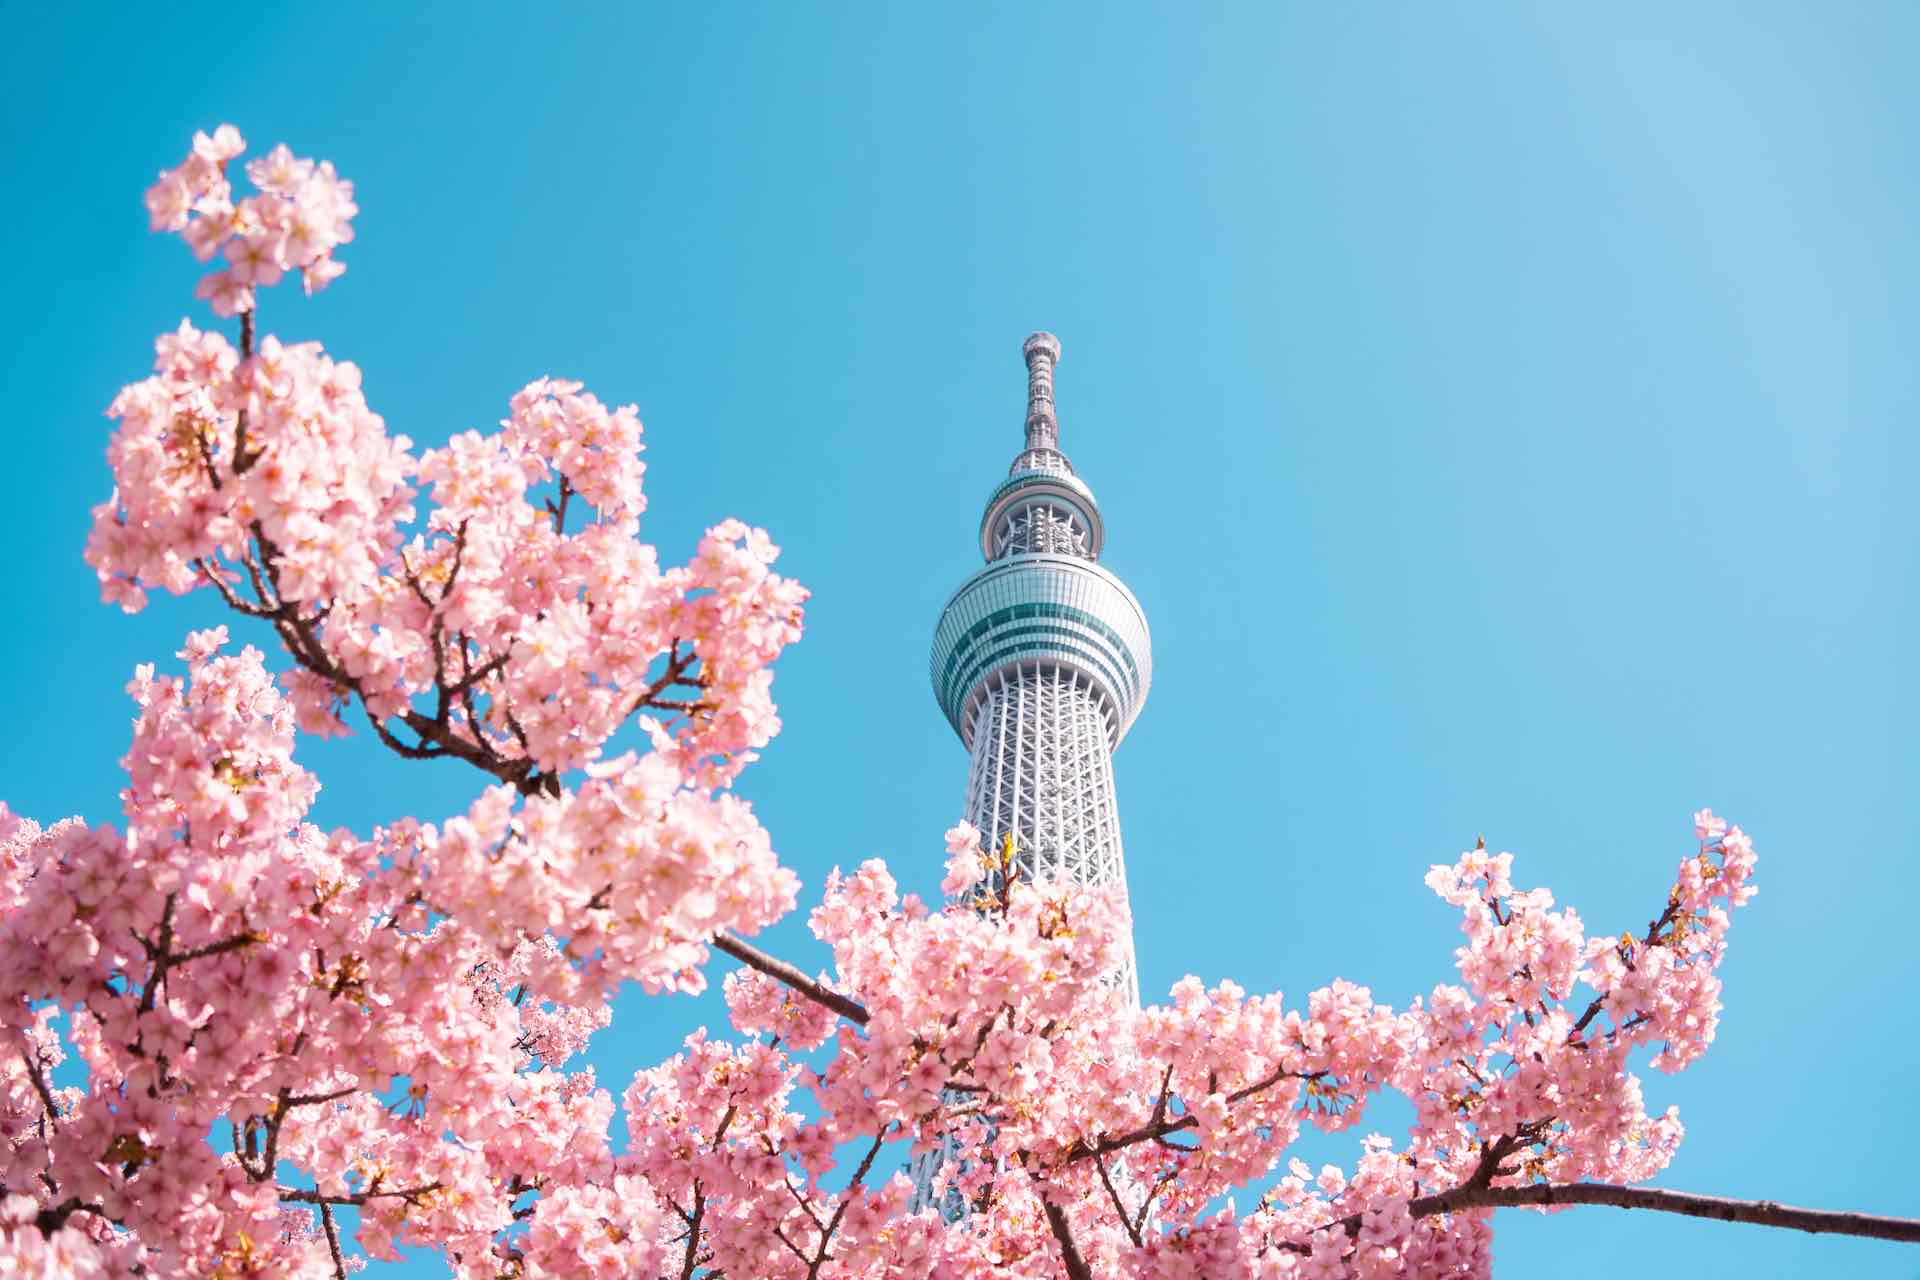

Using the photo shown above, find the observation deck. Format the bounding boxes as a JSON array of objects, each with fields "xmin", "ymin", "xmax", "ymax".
[{"xmin": 929, "ymin": 331, "xmax": 1153, "ymax": 752}]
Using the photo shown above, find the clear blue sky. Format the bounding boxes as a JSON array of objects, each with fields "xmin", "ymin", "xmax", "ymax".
[{"xmin": 4, "ymin": 5, "xmax": 1915, "ymax": 1275}]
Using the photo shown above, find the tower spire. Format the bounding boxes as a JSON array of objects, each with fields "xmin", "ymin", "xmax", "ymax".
[{"xmin": 1022, "ymin": 331, "xmax": 1062, "ymax": 454}]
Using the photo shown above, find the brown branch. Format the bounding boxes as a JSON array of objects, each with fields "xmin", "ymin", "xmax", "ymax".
[
  {"xmin": 209, "ymin": 519, "xmax": 552, "ymax": 795},
  {"xmin": 233, "ymin": 308, "xmax": 259, "ymax": 473},
  {"xmin": 1413, "ymin": 1181, "xmax": 1920, "ymax": 1245},
  {"xmin": 319, "ymin": 1200, "xmax": 347, "ymax": 1280},
  {"xmin": 679, "ymin": 1184, "xmax": 705, "ymax": 1280},
  {"xmin": 771, "ymin": 1225, "xmax": 812, "ymax": 1269},
  {"xmin": 629, "ymin": 641, "xmax": 705, "ymax": 719},
  {"xmin": 1063, "ymin": 1063, "xmax": 1325, "ymax": 1163},
  {"xmin": 16, "ymin": 1038, "xmax": 61, "ymax": 1128},
  {"xmin": 1095, "ymin": 1154, "xmax": 1143, "ymax": 1247},
  {"xmin": 647, "ymin": 698, "xmax": 709, "ymax": 715},
  {"xmin": 546, "ymin": 474, "xmax": 574, "ymax": 535},
  {"xmin": 1298, "ymin": 1134, "xmax": 1920, "ymax": 1256},
  {"xmin": 449, "ymin": 651, "xmax": 509, "ymax": 698},
  {"xmin": 804, "ymin": 1130, "xmax": 889, "ymax": 1278},
  {"xmin": 34, "ymin": 1199, "xmax": 107, "ymax": 1236},
  {"xmin": 135, "ymin": 895, "xmax": 178, "ymax": 1015},
  {"xmin": 285, "ymin": 1085, "xmax": 358, "ymax": 1109},
  {"xmin": 196, "ymin": 451, "xmax": 716, "ymax": 799},
  {"xmin": 1042, "ymin": 1197, "xmax": 1096, "ymax": 1280},
  {"xmin": 247, "ymin": 1080, "xmax": 351, "ymax": 1183},
  {"xmin": 281, "ymin": 1180, "xmax": 441, "ymax": 1208},
  {"xmin": 1147, "ymin": 1063, "xmax": 1174, "ymax": 1129},
  {"xmin": 173, "ymin": 929, "xmax": 264, "ymax": 965},
  {"xmin": 1569, "ymin": 896, "xmax": 1690, "ymax": 1044},
  {"xmin": 712, "ymin": 932, "xmax": 868, "ymax": 1025},
  {"xmin": 1136, "ymin": 1167, "xmax": 1177, "ymax": 1240},
  {"xmin": 192, "ymin": 559, "xmax": 272, "ymax": 616},
  {"xmin": 781, "ymin": 1172, "xmax": 828, "ymax": 1235}
]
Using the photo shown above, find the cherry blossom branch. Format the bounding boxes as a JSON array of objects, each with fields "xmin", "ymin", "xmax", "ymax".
[
  {"xmin": 712, "ymin": 931, "xmax": 868, "ymax": 1025},
  {"xmin": 318, "ymin": 1200, "xmax": 347, "ymax": 1280},
  {"xmin": 801, "ymin": 1129, "xmax": 889, "ymax": 1278},
  {"xmin": 1042, "ymin": 1197, "xmax": 1096, "ymax": 1280},
  {"xmin": 1061, "ymin": 1062, "xmax": 1327, "ymax": 1163},
  {"xmin": 134, "ymin": 894, "xmax": 178, "ymax": 1015},
  {"xmin": 627, "ymin": 640, "xmax": 707, "ymax": 722},
  {"xmin": 1094, "ymin": 1154, "xmax": 1143, "ymax": 1248},
  {"xmin": 232, "ymin": 309, "xmax": 260, "ymax": 473},
  {"xmin": 678, "ymin": 1184, "xmax": 705, "ymax": 1280},
  {"xmin": 33, "ymin": 1199, "xmax": 109, "ymax": 1237},
  {"xmin": 241, "ymin": 1079, "xmax": 356, "ymax": 1182},
  {"xmin": 1284, "ymin": 1127, "xmax": 1920, "ymax": 1254},
  {"xmin": 1414, "ymin": 1181, "xmax": 1920, "ymax": 1244},
  {"xmin": 280, "ymin": 1180, "xmax": 442, "ymax": 1208},
  {"xmin": 545, "ymin": 474, "xmax": 574, "ymax": 536},
  {"xmin": 16, "ymin": 1037, "xmax": 62, "ymax": 1129},
  {"xmin": 209, "ymin": 523, "xmax": 712, "ymax": 798},
  {"xmin": 173, "ymin": 930, "xmax": 266, "ymax": 965},
  {"xmin": 249, "ymin": 583, "xmax": 546, "ymax": 795},
  {"xmin": 1566, "ymin": 895, "xmax": 1685, "ymax": 1045},
  {"xmin": 186, "ymin": 455, "xmax": 717, "ymax": 801},
  {"xmin": 136, "ymin": 897, "xmax": 263, "ymax": 1015}
]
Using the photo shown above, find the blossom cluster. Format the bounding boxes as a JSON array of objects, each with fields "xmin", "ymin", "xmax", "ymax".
[
  {"xmin": 87, "ymin": 321, "xmax": 805, "ymax": 790},
  {"xmin": 4, "ymin": 127, "xmax": 1769, "ymax": 1278},
  {"xmin": 469, "ymin": 814, "xmax": 1755, "ymax": 1279},
  {"xmin": 0, "ymin": 665, "xmax": 1760, "ymax": 1277},
  {"xmin": 144, "ymin": 125, "xmax": 358, "ymax": 317},
  {"xmin": 405, "ymin": 752, "xmax": 799, "ymax": 999},
  {"xmin": 0, "ymin": 631, "xmax": 795, "ymax": 1276}
]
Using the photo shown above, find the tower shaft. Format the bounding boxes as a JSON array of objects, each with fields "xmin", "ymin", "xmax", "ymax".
[{"xmin": 962, "ymin": 664, "xmax": 1135, "ymax": 997}]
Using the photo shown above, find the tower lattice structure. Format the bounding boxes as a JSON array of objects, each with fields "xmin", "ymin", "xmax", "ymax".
[{"xmin": 912, "ymin": 333, "xmax": 1154, "ymax": 1214}]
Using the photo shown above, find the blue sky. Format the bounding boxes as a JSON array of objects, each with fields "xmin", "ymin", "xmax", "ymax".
[{"xmin": 4, "ymin": 4, "xmax": 1916, "ymax": 1275}]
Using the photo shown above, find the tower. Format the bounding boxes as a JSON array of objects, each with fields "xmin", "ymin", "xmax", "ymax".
[{"xmin": 929, "ymin": 332, "xmax": 1153, "ymax": 999}]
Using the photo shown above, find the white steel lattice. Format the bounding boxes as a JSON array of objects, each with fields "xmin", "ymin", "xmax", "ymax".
[
  {"xmin": 963, "ymin": 668, "xmax": 1132, "ymax": 954},
  {"xmin": 992, "ymin": 502, "xmax": 1093, "ymax": 559}
]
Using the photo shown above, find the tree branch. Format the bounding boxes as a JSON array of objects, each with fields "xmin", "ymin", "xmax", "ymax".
[
  {"xmin": 16, "ymin": 1037, "xmax": 61, "ymax": 1128},
  {"xmin": 1042, "ymin": 1197, "xmax": 1096, "ymax": 1280},
  {"xmin": 281, "ymin": 1181, "xmax": 441, "ymax": 1208},
  {"xmin": 1414, "ymin": 1181, "xmax": 1920, "ymax": 1245},
  {"xmin": 679, "ymin": 1184, "xmax": 705, "ymax": 1280},
  {"xmin": 233, "ymin": 308, "xmax": 259, "ymax": 472},
  {"xmin": 804, "ymin": 1130, "xmax": 889, "ymax": 1278},
  {"xmin": 319, "ymin": 1200, "xmax": 347, "ymax": 1280},
  {"xmin": 712, "ymin": 932, "xmax": 868, "ymax": 1025},
  {"xmin": 1095, "ymin": 1154, "xmax": 1143, "ymax": 1248},
  {"xmin": 33, "ymin": 1198, "xmax": 107, "ymax": 1236},
  {"xmin": 1062, "ymin": 1063, "xmax": 1325, "ymax": 1164}
]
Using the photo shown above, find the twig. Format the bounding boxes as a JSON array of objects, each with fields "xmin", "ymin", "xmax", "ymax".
[
  {"xmin": 16, "ymin": 1038, "xmax": 61, "ymax": 1127},
  {"xmin": 1095, "ymin": 1154, "xmax": 1142, "ymax": 1247},
  {"xmin": 803, "ymin": 1130, "xmax": 889, "ymax": 1278}
]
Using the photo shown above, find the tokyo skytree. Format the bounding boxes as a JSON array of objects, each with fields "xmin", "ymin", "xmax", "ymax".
[
  {"xmin": 911, "ymin": 333, "xmax": 1153, "ymax": 1217},
  {"xmin": 929, "ymin": 331, "xmax": 1153, "ymax": 1000}
]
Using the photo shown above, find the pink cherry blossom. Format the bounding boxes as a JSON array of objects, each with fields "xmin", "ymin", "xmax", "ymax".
[
  {"xmin": 941, "ymin": 820, "xmax": 985, "ymax": 896},
  {"xmin": 143, "ymin": 125, "xmax": 353, "ymax": 314},
  {"xmin": 3, "ymin": 125, "xmax": 1847, "ymax": 1279}
]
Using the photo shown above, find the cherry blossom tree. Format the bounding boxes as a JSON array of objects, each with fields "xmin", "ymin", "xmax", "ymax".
[{"xmin": 3, "ymin": 127, "xmax": 1915, "ymax": 1278}]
